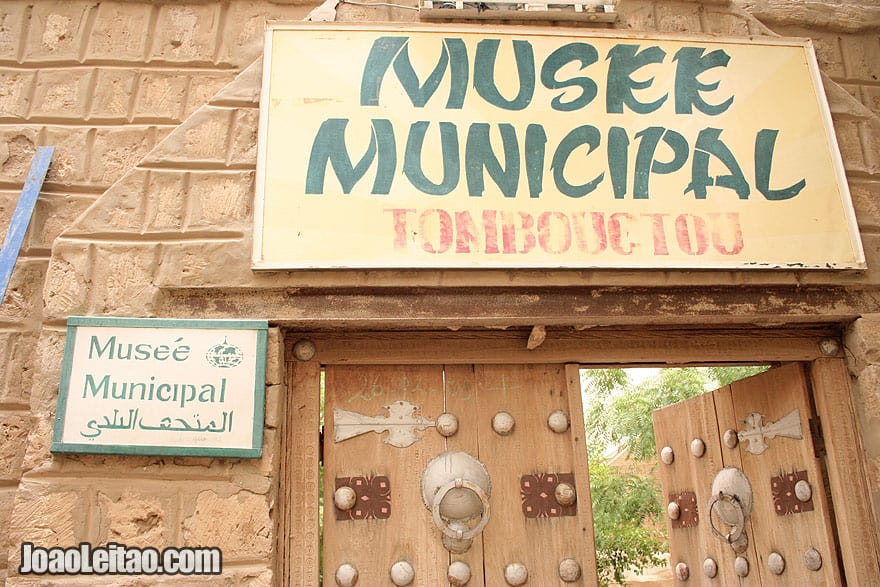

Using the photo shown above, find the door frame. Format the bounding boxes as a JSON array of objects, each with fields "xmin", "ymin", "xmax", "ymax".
[{"xmin": 277, "ymin": 326, "xmax": 880, "ymax": 586}]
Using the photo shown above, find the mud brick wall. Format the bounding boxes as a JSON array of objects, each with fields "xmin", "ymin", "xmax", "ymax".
[{"xmin": 0, "ymin": 3, "xmax": 312, "ymax": 584}]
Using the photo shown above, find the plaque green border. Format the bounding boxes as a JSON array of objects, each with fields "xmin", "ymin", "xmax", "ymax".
[{"xmin": 51, "ymin": 317, "xmax": 269, "ymax": 458}]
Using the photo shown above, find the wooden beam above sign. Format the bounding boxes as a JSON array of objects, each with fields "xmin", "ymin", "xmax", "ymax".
[{"xmin": 164, "ymin": 285, "xmax": 872, "ymax": 330}]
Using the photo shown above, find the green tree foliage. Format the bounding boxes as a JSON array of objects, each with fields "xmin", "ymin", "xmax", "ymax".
[
  {"xmin": 582, "ymin": 365, "xmax": 767, "ymax": 585},
  {"xmin": 710, "ymin": 366, "xmax": 769, "ymax": 387},
  {"xmin": 589, "ymin": 461, "xmax": 666, "ymax": 586},
  {"xmin": 583, "ymin": 366, "xmax": 768, "ymax": 461}
]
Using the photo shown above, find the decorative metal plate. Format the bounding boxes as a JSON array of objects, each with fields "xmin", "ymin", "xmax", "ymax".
[
  {"xmin": 669, "ymin": 491, "xmax": 699, "ymax": 528},
  {"xmin": 334, "ymin": 401, "xmax": 435, "ymax": 448},
  {"xmin": 771, "ymin": 470, "xmax": 814, "ymax": 515},
  {"xmin": 335, "ymin": 475, "xmax": 391, "ymax": 520},
  {"xmin": 521, "ymin": 473, "xmax": 576, "ymax": 518},
  {"xmin": 738, "ymin": 409, "xmax": 803, "ymax": 455}
]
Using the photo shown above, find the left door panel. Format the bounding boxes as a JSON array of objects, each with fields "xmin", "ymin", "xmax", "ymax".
[{"xmin": 323, "ymin": 365, "xmax": 450, "ymax": 585}]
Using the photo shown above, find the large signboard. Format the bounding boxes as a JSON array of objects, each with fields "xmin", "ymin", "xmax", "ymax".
[
  {"xmin": 52, "ymin": 317, "xmax": 268, "ymax": 458},
  {"xmin": 254, "ymin": 25, "xmax": 864, "ymax": 270}
]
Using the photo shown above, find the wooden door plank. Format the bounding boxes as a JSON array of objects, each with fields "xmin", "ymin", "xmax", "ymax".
[
  {"xmin": 712, "ymin": 384, "xmax": 764, "ymax": 585},
  {"xmin": 727, "ymin": 364, "xmax": 842, "ymax": 585},
  {"xmin": 444, "ymin": 364, "xmax": 487, "ymax": 586},
  {"xmin": 281, "ymin": 361, "xmax": 321, "ymax": 587},
  {"xmin": 810, "ymin": 359, "xmax": 880, "ymax": 585},
  {"xmin": 654, "ymin": 391, "xmax": 749, "ymax": 584},
  {"xmin": 323, "ymin": 365, "xmax": 448, "ymax": 585},
  {"xmin": 564, "ymin": 364, "xmax": 599, "ymax": 587},
  {"xmin": 475, "ymin": 364, "xmax": 589, "ymax": 586}
]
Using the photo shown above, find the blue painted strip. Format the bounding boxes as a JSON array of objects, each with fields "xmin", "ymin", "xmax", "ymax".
[{"xmin": 0, "ymin": 146, "xmax": 54, "ymax": 304}]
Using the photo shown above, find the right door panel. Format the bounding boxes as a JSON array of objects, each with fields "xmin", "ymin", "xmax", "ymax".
[{"xmin": 654, "ymin": 364, "xmax": 842, "ymax": 585}]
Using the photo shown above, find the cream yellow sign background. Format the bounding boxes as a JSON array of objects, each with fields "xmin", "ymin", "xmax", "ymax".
[{"xmin": 254, "ymin": 25, "xmax": 864, "ymax": 269}]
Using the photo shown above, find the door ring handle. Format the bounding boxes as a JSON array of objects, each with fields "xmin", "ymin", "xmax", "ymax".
[
  {"xmin": 707, "ymin": 491, "xmax": 745, "ymax": 544},
  {"xmin": 431, "ymin": 478, "xmax": 491, "ymax": 541}
]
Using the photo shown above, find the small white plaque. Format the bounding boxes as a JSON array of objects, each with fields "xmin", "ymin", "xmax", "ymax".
[{"xmin": 52, "ymin": 317, "xmax": 268, "ymax": 458}]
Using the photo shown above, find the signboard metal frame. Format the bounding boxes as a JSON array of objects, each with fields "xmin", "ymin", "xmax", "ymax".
[{"xmin": 52, "ymin": 317, "xmax": 269, "ymax": 458}]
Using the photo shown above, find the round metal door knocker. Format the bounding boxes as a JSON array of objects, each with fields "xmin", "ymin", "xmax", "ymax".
[
  {"xmin": 431, "ymin": 478, "xmax": 491, "ymax": 540},
  {"xmin": 708, "ymin": 491, "xmax": 746, "ymax": 543},
  {"xmin": 422, "ymin": 451, "xmax": 491, "ymax": 553},
  {"xmin": 707, "ymin": 467, "xmax": 753, "ymax": 551}
]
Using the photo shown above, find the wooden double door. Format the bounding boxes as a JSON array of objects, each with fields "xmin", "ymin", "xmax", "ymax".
[
  {"xmin": 653, "ymin": 364, "xmax": 843, "ymax": 585},
  {"xmin": 322, "ymin": 364, "xmax": 598, "ymax": 586},
  {"xmin": 282, "ymin": 333, "xmax": 879, "ymax": 587}
]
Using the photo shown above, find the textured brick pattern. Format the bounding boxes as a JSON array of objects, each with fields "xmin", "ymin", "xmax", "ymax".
[
  {"xmin": 0, "ymin": 2, "xmax": 307, "ymax": 584},
  {"xmin": 769, "ymin": 25, "xmax": 880, "ymax": 120}
]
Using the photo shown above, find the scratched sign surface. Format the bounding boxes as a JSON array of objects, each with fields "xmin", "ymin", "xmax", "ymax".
[
  {"xmin": 254, "ymin": 25, "xmax": 864, "ymax": 270},
  {"xmin": 52, "ymin": 317, "xmax": 268, "ymax": 457}
]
